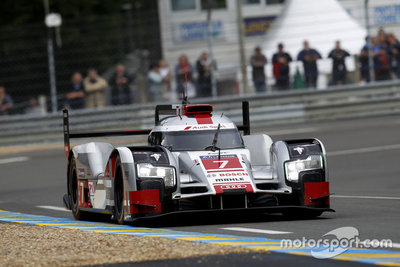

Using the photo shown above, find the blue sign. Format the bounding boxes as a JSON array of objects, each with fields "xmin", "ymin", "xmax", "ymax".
[
  {"xmin": 373, "ymin": 5, "xmax": 400, "ymax": 25},
  {"xmin": 178, "ymin": 20, "xmax": 223, "ymax": 42},
  {"xmin": 244, "ymin": 16, "xmax": 276, "ymax": 37}
]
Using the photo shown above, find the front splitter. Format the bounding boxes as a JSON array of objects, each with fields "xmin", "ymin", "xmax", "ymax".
[{"xmin": 128, "ymin": 206, "xmax": 335, "ymax": 221}]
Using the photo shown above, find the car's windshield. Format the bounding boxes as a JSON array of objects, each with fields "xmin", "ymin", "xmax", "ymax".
[{"xmin": 158, "ymin": 129, "xmax": 244, "ymax": 151}]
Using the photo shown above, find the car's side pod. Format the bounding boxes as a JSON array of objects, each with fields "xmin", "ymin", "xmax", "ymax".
[{"xmin": 272, "ymin": 139, "xmax": 330, "ymax": 209}]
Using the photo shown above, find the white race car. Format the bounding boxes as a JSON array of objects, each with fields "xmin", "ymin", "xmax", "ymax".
[{"xmin": 62, "ymin": 101, "xmax": 333, "ymax": 224}]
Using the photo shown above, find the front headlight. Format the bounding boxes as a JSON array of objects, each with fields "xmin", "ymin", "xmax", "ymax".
[
  {"xmin": 137, "ymin": 163, "xmax": 176, "ymax": 188},
  {"xmin": 284, "ymin": 155, "xmax": 323, "ymax": 182}
]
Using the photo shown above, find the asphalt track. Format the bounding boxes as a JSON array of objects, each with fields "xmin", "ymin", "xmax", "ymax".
[{"xmin": 1, "ymin": 114, "xmax": 400, "ymax": 266}]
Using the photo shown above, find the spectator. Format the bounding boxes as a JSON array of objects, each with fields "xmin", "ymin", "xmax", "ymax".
[
  {"xmin": 83, "ymin": 69, "xmax": 107, "ymax": 108},
  {"xmin": 387, "ymin": 33, "xmax": 400, "ymax": 79},
  {"xmin": 159, "ymin": 60, "xmax": 172, "ymax": 101},
  {"xmin": 250, "ymin": 47, "xmax": 268, "ymax": 93},
  {"xmin": 66, "ymin": 72, "xmax": 85, "ymax": 109},
  {"xmin": 196, "ymin": 52, "xmax": 217, "ymax": 97},
  {"xmin": 25, "ymin": 97, "xmax": 41, "ymax": 115},
  {"xmin": 377, "ymin": 28, "xmax": 388, "ymax": 50},
  {"xmin": 297, "ymin": 40, "xmax": 322, "ymax": 88},
  {"xmin": 328, "ymin": 41, "xmax": 350, "ymax": 86},
  {"xmin": 175, "ymin": 54, "xmax": 196, "ymax": 99},
  {"xmin": 109, "ymin": 64, "xmax": 133, "ymax": 105},
  {"xmin": 359, "ymin": 37, "xmax": 371, "ymax": 83},
  {"xmin": 272, "ymin": 43, "xmax": 293, "ymax": 90},
  {"xmin": 372, "ymin": 37, "xmax": 391, "ymax": 81},
  {"xmin": 147, "ymin": 63, "xmax": 163, "ymax": 102},
  {"xmin": 0, "ymin": 86, "xmax": 13, "ymax": 115}
]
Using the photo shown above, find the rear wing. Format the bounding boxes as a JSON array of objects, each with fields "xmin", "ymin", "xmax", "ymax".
[
  {"xmin": 63, "ymin": 101, "xmax": 250, "ymax": 157},
  {"xmin": 237, "ymin": 101, "xmax": 250, "ymax": 136},
  {"xmin": 155, "ymin": 101, "xmax": 250, "ymax": 135},
  {"xmin": 62, "ymin": 109, "xmax": 151, "ymax": 157}
]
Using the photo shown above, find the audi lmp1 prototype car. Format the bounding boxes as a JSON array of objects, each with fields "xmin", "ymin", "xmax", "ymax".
[{"xmin": 62, "ymin": 101, "xmax": 333, "ymax": 224}]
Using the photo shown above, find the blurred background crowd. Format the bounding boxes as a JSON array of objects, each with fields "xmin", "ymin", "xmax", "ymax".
[{"xmin": 1, "ymin": 0, "xmax": 400, "ymax": 116}]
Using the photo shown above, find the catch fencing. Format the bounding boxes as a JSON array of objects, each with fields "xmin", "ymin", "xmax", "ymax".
[{"xmin": 1, "ymin": 80, "xmax": 399, "ymax": 146}]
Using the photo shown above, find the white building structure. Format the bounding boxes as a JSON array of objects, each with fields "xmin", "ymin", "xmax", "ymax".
[
  {"xmin": 262, "ymin": 0, "xmax": 367, "ymax": 89},
  {"xmin": 157, "ymin": 0, "xmax": 400, "ymax": 92}
]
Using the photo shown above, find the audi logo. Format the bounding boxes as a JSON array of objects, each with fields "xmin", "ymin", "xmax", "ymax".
[{"xmin": 220, "ymin": 184, "xmax": 247, "ymax": 189}]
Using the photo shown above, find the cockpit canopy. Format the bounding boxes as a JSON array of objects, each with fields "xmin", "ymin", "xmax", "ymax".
[{"xmin": 149, "ymin": 129, "xmax": 244, "ymax": 151}]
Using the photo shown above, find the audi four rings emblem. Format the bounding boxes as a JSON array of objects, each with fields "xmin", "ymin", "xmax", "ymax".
[{"xmin": 220, "ymin": 184, "xmax": 247, "ymax": 189}]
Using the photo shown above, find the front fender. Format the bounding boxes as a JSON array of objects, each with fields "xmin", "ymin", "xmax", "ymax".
[{"xmin": 115, "ymin": 147, "xmax": 136, "ymax": 191}]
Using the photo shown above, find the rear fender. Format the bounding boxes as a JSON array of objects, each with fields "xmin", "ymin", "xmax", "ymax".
[{"xmin": 72, "ymin": 142, "xmax": 115, "ymax": 178}]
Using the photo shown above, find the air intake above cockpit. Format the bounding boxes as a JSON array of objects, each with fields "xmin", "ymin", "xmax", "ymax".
[{"xmin": 183, "ymin": 104, "xmax": 213, "ymax": 115}]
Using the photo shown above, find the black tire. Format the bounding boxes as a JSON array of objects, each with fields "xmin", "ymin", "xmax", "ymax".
[
  {"xmin": 68, "ymin": 158, "xmax": 87, "ymax": 220},
  {"xmin": 113, "ymin": 158, "xmax": 125, "ymax": 224}
]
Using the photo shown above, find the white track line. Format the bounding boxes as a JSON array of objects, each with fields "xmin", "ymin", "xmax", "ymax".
[
  {"xmin": 328, "ymin": 144, "xmax": 400, "ymax": 156},
  {"xmin": 0, "ymin": 156, "xmax": 29, "ymax": 165},
  {"xmin": 391, "ymin": 243, "xmax": 400, "ymax": 249},
  {"xmin": 221, "ymin": 227, "xmax": 293, "ymax": 235},
  {"xmin": 332, "ymin": 195, "xmax": 400, "ymax": 200},
  {"xmin": 359, "ymin": 241, "xmax": 400, "ymax": 249},
  {"xmin": 36, "ymin": 205, "xmax": 69, "ymax": 212}
]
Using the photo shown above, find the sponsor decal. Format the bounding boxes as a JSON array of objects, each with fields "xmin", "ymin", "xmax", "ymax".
[
  {"xmin": 244, "ymin": 16, "xmax": 276, "ymax": 37},
  {"xmin": 88, "ymin": 181, "xmax": 95, "ymax": 205},
  {"xmin": 176, "ymin": 20, "xmax": 224, "ymax": 42},
  {"xmin": 183, "ymin": 124, "xmax": 228, "ymax": 131},
  {"xmin": 280, "ymin": 226, "xmax": 394, "ymax": 259},
  {"xmin": 219, "ymin": 172, "xmax": 249, "ymax": 177},
  {"xmin": 200, "ymin": 154, "xmax": 243, "ymax": 172},
  {"xmin": 214, "ymin": 177, "xmax": 245, "ymax": 182},
  {"xmin": 213, "ymin": 182, "xmax": 253, "ymax": 194},
  {"xmin": 220, "ymin": 184, "xmax": 247, "ymax": 190},
  {"xmin": 201, "ymin": 154, "xmax": 253, "ymax": 193},
  {"xmin": 150, "ymin": 153, "xmax": 161, "ymax": 161},
  {"xmin": 78, "ymin": 180, "xmax": 90, "ymax": 207},
  {"xmin": 165, "ymin": 123, "xmax": 236, "ymax": 132},
  {"xmin": 293, "ymin": 147, "xmax": 305, "ymax": 154},
  {"xmin": 374, "ymin": 5, "xmax": 400, "ymax": 25},
  {"xmin": 77, "ymin": 168, "xmax": 85, "ymax": 179}
]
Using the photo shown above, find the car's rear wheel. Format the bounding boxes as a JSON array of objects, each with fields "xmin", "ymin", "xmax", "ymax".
[
  {"xmin": 68, "ymin": 158, "xmax": 87, "ymax": 220},
  {"xmin": 113, "ymin": 158, "xmax": 125, "ymax": 224}
]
